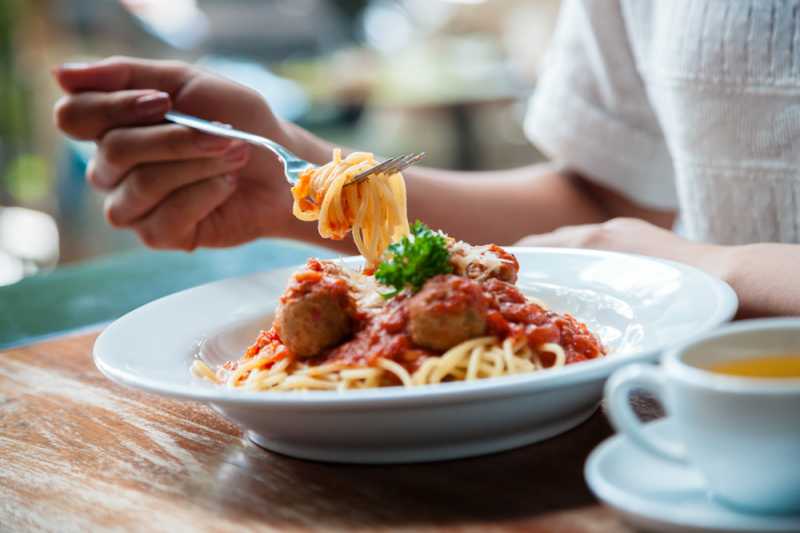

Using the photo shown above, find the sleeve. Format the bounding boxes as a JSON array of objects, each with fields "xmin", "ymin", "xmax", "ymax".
[{"xmin": 524, "ymin": 0, "xmax": 678, "ymax": 210}]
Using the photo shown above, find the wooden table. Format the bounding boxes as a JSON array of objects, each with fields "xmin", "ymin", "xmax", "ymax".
[{"xmin": 0, "ymin": 332, "xmax": 656, "ymax": 532}]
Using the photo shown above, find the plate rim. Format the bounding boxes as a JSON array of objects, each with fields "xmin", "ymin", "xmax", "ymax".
[{"xmin": 93, "ymin": 247, "xmax": 738, "ymax": 407}]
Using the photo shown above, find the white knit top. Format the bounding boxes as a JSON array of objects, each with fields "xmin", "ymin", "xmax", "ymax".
[{"xmin": 525, "ymin": 0, "xmax": 800, "ymax": 245}]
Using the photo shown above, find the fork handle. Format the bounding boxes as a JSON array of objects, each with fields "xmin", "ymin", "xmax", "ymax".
[{"xmin": 165, "ymin": 111, "xmax": 296, "ymax": 161}]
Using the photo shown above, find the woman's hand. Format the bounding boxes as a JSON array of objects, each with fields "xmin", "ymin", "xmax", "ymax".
[
  {"xmin": 516, "ymin": 217, "xmax": 800, "ymax": 317},
  {"xmin": 515, "ymin": 217, "xmax": 725, "ymax": 274},
  {"xmin": 53, "ymin": 56, "xmax": 320, "ymax": 250}
]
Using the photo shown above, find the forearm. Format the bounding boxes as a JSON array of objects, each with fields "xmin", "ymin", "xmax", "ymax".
[
  {"xmin": 403, "ymin": 165, "xmax": 607, "ymax": 244},
  {"xmin": 700, "ymin": 244, "xmax": 800, "ymax": 318},
  {"xmin": 598, "ymin": 234, "xmax": 800, "ymax": 318}
]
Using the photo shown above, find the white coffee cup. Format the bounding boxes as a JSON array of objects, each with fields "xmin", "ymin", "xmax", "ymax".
[{"xmin": 604, "ymin": 318, "xmax": 800, "ymax": 515}]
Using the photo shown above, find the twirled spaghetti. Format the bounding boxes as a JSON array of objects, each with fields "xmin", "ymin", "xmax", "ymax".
[{"xmin": 291, "ymin": 149, "xmax": 409, "ymax": 268}]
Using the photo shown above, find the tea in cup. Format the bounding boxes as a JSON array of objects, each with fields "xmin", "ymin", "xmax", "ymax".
[{"xmin": 605, "ymin": 318, "xmax": 800, "ymax": 514}]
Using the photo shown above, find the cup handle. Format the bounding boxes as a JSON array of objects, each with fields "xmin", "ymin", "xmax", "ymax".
[{"xmin": 604, "ymin": 364, "xmax": 688, "ymax": 463}]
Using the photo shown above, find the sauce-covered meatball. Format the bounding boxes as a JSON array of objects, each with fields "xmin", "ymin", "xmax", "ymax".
[
  {"xmin": 448, "ymin": 242, "xmax": 519, "ymax": 284},
  {"xmin": 276, "ymin": 260, "xmax": 356, "ymax": 358},
  {"xmin": 407, "ymin": 274, "xmax": 488, "ymax": 352}
]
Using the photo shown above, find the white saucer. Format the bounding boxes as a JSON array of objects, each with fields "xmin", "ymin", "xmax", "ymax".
[{"xmin": 585, "ymin": 419, "xmax": 800, "ymax": 533}]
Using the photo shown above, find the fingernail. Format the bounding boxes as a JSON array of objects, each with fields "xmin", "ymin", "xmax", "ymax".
[
  {"xmin": 59, "ymin": 62, "xmax": 90, "ymax": 71},
  {"xmin": 224, "ymin": 174, "xmax": 238, "ymax": 186},
  {"xmin": 223, "ymin": 142, "xmax": 250, "ymax": 162},
  {"xmin": 135, "ymin": 91, "xmax": 171, "ymax": 118},
  {"xmin": 196, "ymin": 134, "xmax": 233, "ymax": 151}
]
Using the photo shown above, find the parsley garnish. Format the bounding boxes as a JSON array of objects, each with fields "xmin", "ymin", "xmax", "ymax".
[{"xmin": 375, "ymin": 221, "xmax": 452, "ymax": 298}]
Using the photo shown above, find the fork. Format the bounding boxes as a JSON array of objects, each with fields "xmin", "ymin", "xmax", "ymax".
[{"xmin": 165, "ymin": 111, "xmax": 425, "ymax": 187}]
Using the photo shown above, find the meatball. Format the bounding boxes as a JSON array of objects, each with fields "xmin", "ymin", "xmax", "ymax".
[
  {"xmin": 407, "ymin": 275, "xmax": 488, "ymax": 352},
  {"xmin": 482, "ymin": 244, "xmax": 519, "ymax": 283},
  {"xmin": 276, "ymin": 262, "xmax": 356, "ymax": 358},
  {"xmin": 448, "ymin": 242, "xmax": 519, "ymax": 284}
]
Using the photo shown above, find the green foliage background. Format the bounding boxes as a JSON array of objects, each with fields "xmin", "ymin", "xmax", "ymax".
[{"xmin": 0, "ymin": 0, "xmax": 49, "ymax": 205}]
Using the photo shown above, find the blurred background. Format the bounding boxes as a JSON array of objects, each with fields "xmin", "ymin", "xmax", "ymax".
[{"xmin": 0, "ymin": 0, "xmax": 560, "ymax": 287}]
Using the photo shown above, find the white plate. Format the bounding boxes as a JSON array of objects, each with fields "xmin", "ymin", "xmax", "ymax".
[
  {"xmin": 93, "ymin": 248, "xmax": 737, "ymax": 463},
  {"xmin": 585, "ymin": 418, "xmax": 800, "ymax": 533}
]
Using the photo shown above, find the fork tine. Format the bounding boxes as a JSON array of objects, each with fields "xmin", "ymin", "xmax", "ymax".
[
  {"xmin": 345, "ymin": 153, "xmax": 424, "ymax": 187},
  {"xmin": 381, "ymin": 152, "xmax": 424, "ymax": 174},
  {"xmin": 392, "ymin": 153, "xmax": 425, "ymax": 173},
  {"xmin": 385, "ymin": 153, "xmax": 415, "ymax": 170},
  {"xmin": 398, "ymin": 152, "xmax": 425, "ymax": 168},
  {"xmin": 370, "ymin": 154, "xmax": 405, "ymax": 173},
  {"xmin": 352, "ymin": 156, "xmax": 402, "ymax": 181},
  {"xmin": 374, "ymin": 160, "xmax": 404, "ymax": 176},
  {"xmin": 380, "ymin": 152, "xmax": 425, "ymax": 176}
]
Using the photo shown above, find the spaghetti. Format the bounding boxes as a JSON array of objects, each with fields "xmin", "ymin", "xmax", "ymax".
[
  {"xmin": 192, "ymin": 333, "xmax": 569, "ymax": 392},
  {"xmin": 290, "ymin": 149, "xmax": 409, "ymax": 268},
  {"xmin": 191, "ymin": 256, "xmax": 603, "ymax": 393},
  {"xmin": 193, "ymin": 147, "xmax": 604, "ymax": 392}
]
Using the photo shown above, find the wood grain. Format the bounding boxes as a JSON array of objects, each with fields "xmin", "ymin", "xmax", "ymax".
[{"xmin": 0, "ymin": 333, "xmax": 637, "ymax": 532}]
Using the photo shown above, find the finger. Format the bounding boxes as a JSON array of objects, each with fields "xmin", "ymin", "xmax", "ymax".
[
  {"xmin": 91, "ymin": 125, "xmax": 239, "ymax": 189},
  {"xmin": 514, "ymin": 232, "xmax": 568, "ymax": 247},
  {"xmin": 134, "ymin": 175, "xmax": 237, "ymax": 251},
  {"xmin": 103, "ymin": 144, "xmax": 251, "ymax": 227},
  {"xmin": 54, "ymin": 89, "xmax": 171, "ymax": 140},
  {"xmin": 517, "ymin": 224, "xmax": 606, "ymax": 249},
  {"xmin": 53, "ymin": 56, "xmax": 191, "ymax": 94}
]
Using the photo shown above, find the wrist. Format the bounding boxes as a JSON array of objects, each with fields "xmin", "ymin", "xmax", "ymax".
[{"xmin": 679, "ymin": 242, "xmax": 737, "ymax": 282}]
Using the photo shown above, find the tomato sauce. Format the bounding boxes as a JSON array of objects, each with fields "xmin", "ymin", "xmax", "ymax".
[
  {"xmin": 488, "ymin": 244, "xmax": 519, "ymax": 275},
  {"xmin": 280, "ymin": 259, "xmax": 353, "ymax": 308},
  {"xmin": 481, "ymin": 278, "xmax": 605, "ymax": 364},
  {"xmin": 307, "ymin": 276, "xmax": 603, "ymax": 370},
  {"xmin": 415, "ymin": 275, "xmax": 488, "ymax": 316},
  {"xmin": 250, "ymin": 258, "xmax": 604, "ymax": 373},
  {"xmin": 322, "ymin": 293, "xmax": 421, "ymax": 369}
]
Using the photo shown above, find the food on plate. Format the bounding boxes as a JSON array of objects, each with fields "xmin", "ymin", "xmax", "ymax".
[
  {"xmin": 271, "ymin": 259, "xmax": 365, "ymax": 358},
  {"xmin": 407, "ymin": 275, "xmax": 489, "ymax": 351},
  {"xmin": 290, "ymin": 148, "xmax": 409, "ymax": 269},
  {"xmin": 192, "ymin": 148, "xmax": 604, "ymax": 391},
  {"xmin": 192, "ymin": 223, "xmax": 606, "ymax": 391}
]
